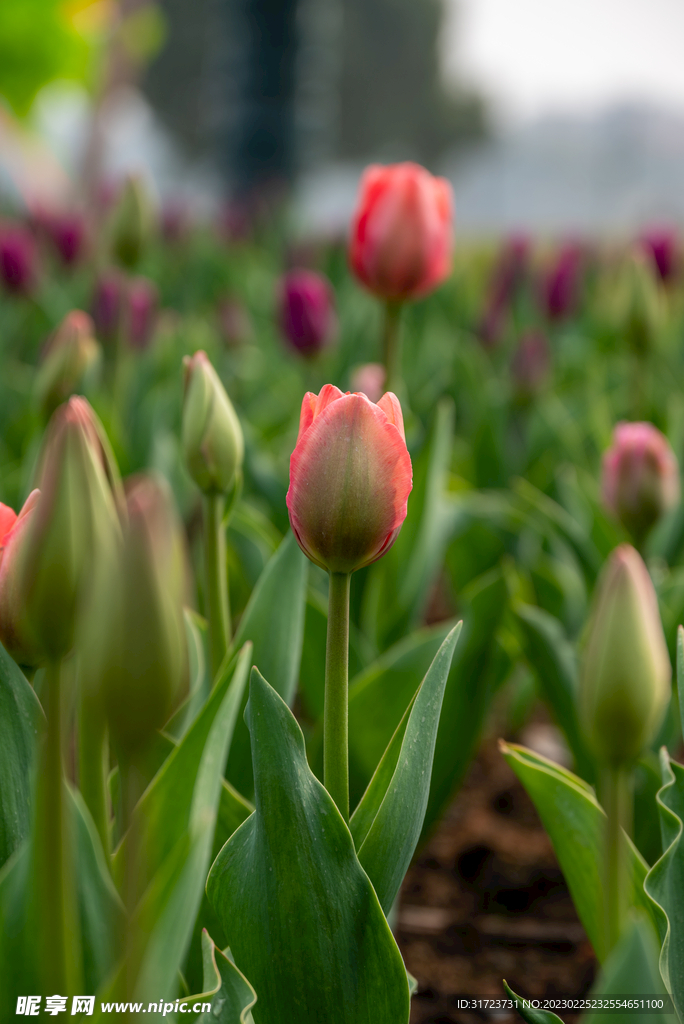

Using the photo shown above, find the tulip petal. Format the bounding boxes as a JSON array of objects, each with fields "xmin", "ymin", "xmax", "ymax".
[
  {"xmin": 0, "ymin": 505, "xmax": 17, "ymax": 547},
  {"xmin": 377, "ymin": 392, "xmax": 406, "ymax": 442}
]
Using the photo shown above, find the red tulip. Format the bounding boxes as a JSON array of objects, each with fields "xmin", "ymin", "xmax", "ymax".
[
  {"xmin": 287, "ymin": 384, "xmax": 412, "ymax": 574},
  {"xmin": 349, "ymin": 162, "xmax": 453, "ymax": 301},
  {"xmin": 602, "ymin": 422, "xmax": 679, "ymax": 543},
  {"xmin": 0, "ymin": 490, "xmax": 42, "ymax": 665}
]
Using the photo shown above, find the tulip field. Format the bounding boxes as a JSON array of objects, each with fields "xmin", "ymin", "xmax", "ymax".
[{"xmin": 1, "ymin": 163, "xmax": 684, "ymax": 1024}]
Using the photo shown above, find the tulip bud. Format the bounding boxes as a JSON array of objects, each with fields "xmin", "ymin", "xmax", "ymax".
[
  {"xmin": 35, "ymin": 311, "xmax": 101, "ymax": 418},
  {"xmin": 182, "ymin": 351, "xmax": 244, "ymax": 496},
  {"xmin": 91, "ymin": 270, "xmax": 124, "ymax": 345},
  {"xmin": 613, "ymin": 248, "xmax": 662, "ymax": 354},
  {"xmin": 0, "ymin": 491, "xmax": 42, "ymax": 666},
  {"xmin": 87, "ymin": 474, "xmax": 188, "ymax": 756},
  {"xmin": 350, "ymin": 363, "xmax": 386, "ymax": 404},
  {"xmin": 217, "ymin": 297, "xmax": 253, "ymax": 348},
  {"xmin": 14, "ymin": 398, "xmax": 122, "ymax": 660},
  {"xmin": 109, "ymin": 174, "xmax": 153, "ymax": 269},
  {"xmin": 286, "ymin": 384, "xmax": 413, "ymax": 573},
  {"xmin": 579, "ymin": 545, "xmax": 671, "ymax": 764},
  {"xmin": 0, "ymin": 225, "xmax": 36, "ymax": 295},
  {"xmin": 277, "ymin": 269, "xmax": 337, "ymax": 356},
  {"xmin": 540, "ymin": 243, "xmax": 583, "ymax": 321},
  {"xmin": 47, "ymin": 210, "xmax": 88, "ymax": 267},
  {"xmin": 349, "ymin": 162, "xmax": 453, "ymax": 301},
  {"xmin": 602, "ymin": 422, "xmax": 679, "ymax": 544},
  {"xmin": 122, "ymin": 276, "xmax": 159, "ymax": 350},
  {"xmin": 511, "ymin": 330, "xmax": 551, "ymax": 399},
  {"xmin": 641, "ymin": 229, "xmax": 677, "ymax": 284}
]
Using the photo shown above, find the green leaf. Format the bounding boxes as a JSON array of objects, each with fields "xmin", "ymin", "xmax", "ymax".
[
  {"xmin": 355, "ymin": 623, "xmax": 462, "ymax": 913},
  {"xmin": 502, "ymin": 742, "xmax": 657, "ymax": 963},
  {"xmin": 180, "ymin": 930, "xmax": 257, "ymax": 1023},
  {"xmin": 512, "ymin": 604, "xmax": 594, "ymax": 781},
  {"xmin": 207, "ymin": 669, "xmax": 411, "ymax": 1024},
  {"xmin": 584, "ymin": 917, "xmax": 676, "ymax": 1024},
  {"xmin": 0, "ymin": 642, "xmax": 44, "ymax": 867},
  {"xmin": 424, "ymin": 567, "xmax": 509, "ymax": 833},
  {"xmin": 225, "ymin": 531, "xmax": 308, "ymax": 797},
  {"xmin": 110, "ymin": 643, "xmax": 251, "ymax": 1003},
  {"xmin": 644, "ymin": 752, "xmax": 684, "ymax": 1020},
  {"xmin": 346, "ymin": 620, "xmax": 458, "ymax": 807},
  {"xmin": 164, "ymin": 609, "xmax": 209, "ymax": 740},
  {"xmin": 677, "ymin": 624, "xmax": 684, "ymax": 745},
  {"xmin": 502, "ymin": 981, "xmax": 564, "ymax": 1024}
]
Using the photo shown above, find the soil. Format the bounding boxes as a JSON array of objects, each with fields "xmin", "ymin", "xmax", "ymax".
[{"xmin": 396, "ymin": 737, "xmax": 597, "ymax": 1024}]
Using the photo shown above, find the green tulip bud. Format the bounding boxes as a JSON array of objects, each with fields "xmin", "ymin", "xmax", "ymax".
[
  {"xmin": 87, "ymin": 473, "xmax": 188, "ymax": 756},
  {"xmin": 16, "ymin": 397, "xmax": 122, "ymax": 660},
  {"xmin": 613, "ymin": 248, "xmax": 663, "ymax": 355},
  {"xmin": 579, "ymin": 544, "xmax": 671, "ymax": 765},
  {"xmin": 35, "ymin": 310, "xmax": 101, "ymax": 418},
  {"xmin": 109, "ymin": 173, "xmax": 154, "ymax": 270},
  {"xmin": 182, "ymin": 350, "xmax": 244, "ymax": 495}
]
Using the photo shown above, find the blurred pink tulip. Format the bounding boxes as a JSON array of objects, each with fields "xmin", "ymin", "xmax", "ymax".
[{"xmin": 602, "ymin": 421, "xmax": 680, "ymax": 543}]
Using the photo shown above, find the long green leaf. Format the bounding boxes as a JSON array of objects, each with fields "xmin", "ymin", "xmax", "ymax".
[
  {"xmin": 0, "ymin": 642, "xmax": 44, "ymax": 867},
  {"xmin": 502, "ymin": 981, "xmax": 564, "ymax": 1024},
  {"xmin": 512, "ymin": 604, "xmax": 594, "ymax": 781},
  {"xmin": 502, "ymin": 742, "xmax": 657, "ymax": 963},
  {"xmin": 225, "ymin": 531, "xmax": 308, "ymax": 797},
  {"xmin": 207, "ymin": 669, "xmax": 411, "ymax": 1024},
  {"xmin": 356, "ymin": 623, "xmax": 461, "ymax": 913},
  {"xmin": 179, "ymin": 930, "xmax": 256, "ymax": 1024}
]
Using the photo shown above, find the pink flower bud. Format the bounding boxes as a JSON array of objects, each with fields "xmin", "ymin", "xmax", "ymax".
[
  {"xmin": 36, "ymin": 310, "xmax": 101, "ymax": 417},
  {"xmin": 350, "ymin": 363, "xmax": 386, "ymax": 405},
  {"xmin": 0, "ymin": 491, "xmax": 42, "ymax": 666},
  {"xmin": 278, "ymin": 269, "xmax": 337, "ymax": 356},
  {"xmin": 602, "ymin": 422, "xmax": 680, "ymax": 543},
  {"xmin": 286, "ymin": 385, "xmax": 413, "ymax": 574},
  {"xmin": 349, "ymin": 162, "xmax": 453, "ymax": 301},
  {"xmin": 0, "ymin": 226, "xmax": 36, "ymax": 295},
  {"xmin": 47, "ymin": 210, "xmax": 88, "ymax": 267}
]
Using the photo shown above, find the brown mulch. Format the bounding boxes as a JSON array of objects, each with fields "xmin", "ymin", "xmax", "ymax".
[{"xmin": 396, "ymin": 738, "xmax": 597, "ymax": 1024}]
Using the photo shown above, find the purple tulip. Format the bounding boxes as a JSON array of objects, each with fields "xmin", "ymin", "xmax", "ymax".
[
  {"xmin": 124, "ymin": 277, "xmax": 159, "ymax": 350},
  {"xmin": 48, "ymin": 211, "xmax": 88, "ymax": 266},
  {"xmin": 0, "ymin": 226, "xmax": 36, "ymax": 295},
  {"xmin": 511, "ymin": 330, "xmax": 551, "ymax": 398},
  {"xmin": 640, "ymin": 229, "xmax": 677, "ymax": 283},
  {"xmin": 92, "ymin": 270, "xmax": 124, "ymax": 343},
  {"xmin": 540, "ymin": 243, "xmax": 583, "ymax": 321},
  {"xmin": 278, "ymin": 269, "xmax": 337, "ymax": 356}
]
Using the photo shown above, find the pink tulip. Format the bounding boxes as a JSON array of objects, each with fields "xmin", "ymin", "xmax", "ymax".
[
  {"xmin": 350, "ymin": 363, "xmax": 386, "ymax": 404},
  {"xmin": 278, "ymin": 269, "xmax": 337, "ymax": 356},
  {"xmin": 287, "ymin": 384, "xmax": 412, "ymax": 574},
  {"xmin": 0, "ymin": 491, "xmax": 42, "ymax": 665},
  {"xmin": 123, "ymin": 277, "xmax": 159, "ymax": 350},
  {"xmin": 349, "ymin": 162, "xmax": 453, "ymax": 301},
  {"xmin": 602, "ymin": 422, "xmax": 680, "ymax": 542}
]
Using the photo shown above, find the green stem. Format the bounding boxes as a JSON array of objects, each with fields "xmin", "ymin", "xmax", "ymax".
[
  {"xmin": 204, "ymin": 492, "xmax": 231, "ymax": 680},
  {"xmin": 118, "ymin": 757, "xmax": 146, "ymax": 1005},
  {"xmin": 79, "ymin": 699, "xmax": 110, "ymax": 857},
  {"xmin": 37, "ymin": 658, "xmax": 81, "ymax": 995},
  {"xmin": 324, "ymin": 572, "xmax": 351, "ymax": 822},
  {"xmin": 602, "ymin": 763, "xmax": 632, "ymax": 954},
  {"xmin": 382, "ymin": 300, "xmax": 403, "ymax": 395}
]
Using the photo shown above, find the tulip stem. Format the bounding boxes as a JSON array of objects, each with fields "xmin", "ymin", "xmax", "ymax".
[
  {"xmin": 382, "ymin": 300, "xmax": 403, "ymax": 395},
  {"xmin": 324, "ymin": 571, "xmax": 351, "ymax": 822},
  {"xmin": 602, "ymin": 763, "xmax": 632, "ymax": 955},
  {"xmin": 37, "ymin": 658, "xmax": 81, "ymax": 995},
  {"xmin": 79, "ymin": 698, "xmax": 110, "ymax": 858},
  {"xmin": 204, "ymin": 492, "xmax": 231, "ymax": 680}
]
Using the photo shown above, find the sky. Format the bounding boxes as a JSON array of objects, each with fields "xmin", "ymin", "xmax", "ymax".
[{"xmin": 441, "ymin": 0, "xmax": 684, "ymax": 123}]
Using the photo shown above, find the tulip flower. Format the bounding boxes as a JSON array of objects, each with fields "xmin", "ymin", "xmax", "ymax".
[
  {"xmin": 0, "ymin": 225, "xmax": 36, "ymax": 295},
  {"xmin": 87, "ymin": 474, "xmax": 188, "ymax": 760},
  {"xmin": 511, "ymin": 330, "xmax": 551, "ymax": 399},
  {"xmin": 349, "ymin": 162, "xmax": 454, "ymax": 393},
  {"xmin": 278, "ymin": 269, "xmax": 337, "ymax": 357},
  {"xmin": 287, "ymin": 384, "xmax": 413, "ymax": 821},
  {"xmin": 602, "ymin": 421, "xmax": 679, "ymax": 545},
  {"xmin": 91, "ymin": 270, "xmax": 124, "ymax": 345},
  {"xmin": 123, "ymin": 276, "xmax": 159, "ymax": 350},
  {"xmin": 579, "ymin": 544, "xmax": 671, "ymax": 951},
  {"xmin": 350, "ymin": 162, "xmax": 453, "ymax": 302},
  {"xmin": 350, "ymin": 363, "xmax": 386, "ymax": 404},
  {"xmin": 540, "ymin": 243, "xmax": 583, "ymax": 321},
  {"xmin": 36, "ymin": 311, "xmax": 101, "ymax": 418},
  {"xmin": 287, "ymin": 384, "xmax": 412, "ymax": 575},
  {"xmin": 0, "ymin": 490, "xmax": 42, "ymax": 666},
  {"xmin": 641, "ymin": 228, "xmax": 677, "ymax": 283},
  {"xmin": 47, "ymin": 210, "xmax": 88, "ymax": 267},
  {"xmin": 614, "ymin": 248, "xmax": 662, "ymax": 357},
  {"xmin": 109, "ymin": 173, "xmax": 154, "ymax": 270},
  {"xmin": 182, "ymin": 351, "xmax": 244, "ymax": 674}
]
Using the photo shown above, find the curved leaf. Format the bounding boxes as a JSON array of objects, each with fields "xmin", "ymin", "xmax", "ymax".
[
  {"xmin": 503, "ymin": 981, "xmax": 564, "ymax": 1024},
  {"xmin": 207, "ymin": 669, "xmax": 411, "ymax": 1024},
  {"xmin": 501, "ymin": 742, "xmax": 657, "ymax": 963},
  {"xmin": 180, "ymin": 930, "xmax": 256, "ymax": 1024},
  {"xmin": 355, "ymin": 623, "xmax": 462, "ymax": 912}
]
